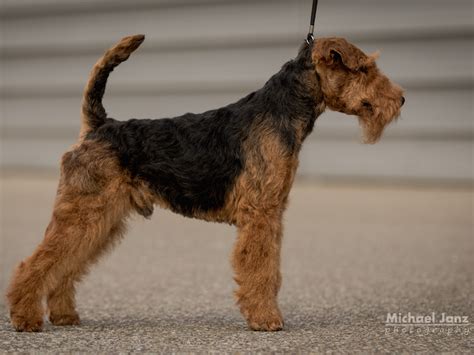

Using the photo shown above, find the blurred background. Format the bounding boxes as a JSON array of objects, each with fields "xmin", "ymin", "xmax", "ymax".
[
  {"xmin": 0, "ymin": 0, "xmax": 472, "ymax": 182},
  {"xmin": 0, "ymin": 1, "xmax": 472, "ymax": 352}
]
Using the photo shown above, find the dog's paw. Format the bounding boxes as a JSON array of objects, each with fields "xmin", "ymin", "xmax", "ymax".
[
  {"xmin": 247, "ymin": 313, "xmax": 284, "ymax": 331},
  {"xmin": 49, "ymin": 312, "xmax": 80, "ymax": 326},
  {"xmin": 243, "ymin": 305, "xmax": 284, "ymax": 331},
  {"xmin": 11, "ymin": 314, "xmax": 43, "ymax": 332}
]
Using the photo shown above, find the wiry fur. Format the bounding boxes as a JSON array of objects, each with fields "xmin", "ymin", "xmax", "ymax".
[
  {"xmin": 7, "ymin": 34, "xmax": 404, "ymax": 332},
  {"xmin": 313, "ymin": 37, "xmax": 404, "ymax": 143}
]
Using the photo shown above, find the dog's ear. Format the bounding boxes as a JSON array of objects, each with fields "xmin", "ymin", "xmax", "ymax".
[{"xmin": 313, "ymin": 38, "xmax": 371, "ymax": 71}]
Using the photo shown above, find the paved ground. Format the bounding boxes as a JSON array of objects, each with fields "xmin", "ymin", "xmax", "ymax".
[{"xmin": 0, "ymin": 174, "xmax": 472, "ymax": 353}]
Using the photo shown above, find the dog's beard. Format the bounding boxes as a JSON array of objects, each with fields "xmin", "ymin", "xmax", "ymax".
[{"xmin": 358, "ymin": 115, "xmax": 387, "ymax": 144}]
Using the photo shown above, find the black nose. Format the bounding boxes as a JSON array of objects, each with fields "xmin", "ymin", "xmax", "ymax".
[{"xmin": 401, "ymin": 96, "xmax": 406, "ymax": 106}]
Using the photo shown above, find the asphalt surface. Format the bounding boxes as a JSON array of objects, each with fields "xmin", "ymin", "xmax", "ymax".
[{"xmin": 0, "ymin": 175, "xmax": 472, "ymax": 353}]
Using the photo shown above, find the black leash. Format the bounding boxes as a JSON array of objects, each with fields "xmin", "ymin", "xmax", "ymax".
[{"xmin": 306, "ymin": 0, "xmax": 319, "ymax": 44}]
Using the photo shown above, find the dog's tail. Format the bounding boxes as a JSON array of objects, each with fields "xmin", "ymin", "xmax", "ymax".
[{"xmin": 80, "ymin": 34, "xmax": 145, "ymax": 138}]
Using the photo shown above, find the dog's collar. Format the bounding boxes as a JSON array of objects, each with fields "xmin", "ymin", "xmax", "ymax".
[{"xmin": 305, "ymin": 0, "xmax": 319, "ymax": 45}]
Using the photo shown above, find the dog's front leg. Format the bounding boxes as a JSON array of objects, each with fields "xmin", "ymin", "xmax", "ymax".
[{"xmin": 232, "ymin": 214, "xmax": 283, "ymax": 331}]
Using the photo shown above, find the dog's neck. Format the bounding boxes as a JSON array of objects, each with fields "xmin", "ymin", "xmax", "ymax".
[{"xmin": 258, "ymin": 42, "xmax": 325, "ymax": 143}]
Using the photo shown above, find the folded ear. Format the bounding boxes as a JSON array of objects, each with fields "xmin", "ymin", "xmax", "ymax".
[{"xmin": 313, "ymin": 37, "xmax": 372, "ymax": 71}]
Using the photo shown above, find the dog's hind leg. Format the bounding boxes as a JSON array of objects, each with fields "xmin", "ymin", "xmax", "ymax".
[
  {"xmin": 46, "ymin": 272, "xmax": 80, "ymax": 326},
  {"xmin": 6, "ymin": 162, "xmax": 133, "ymax": 332},
  {"xmin": 46, "ymin": 221, "xmax": 126, "ymax": 326}
]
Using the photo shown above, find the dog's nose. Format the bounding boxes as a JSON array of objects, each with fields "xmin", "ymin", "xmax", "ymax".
[{"xmin": 401, "ymin": 96, "xmax": 406, "ymax": 106}]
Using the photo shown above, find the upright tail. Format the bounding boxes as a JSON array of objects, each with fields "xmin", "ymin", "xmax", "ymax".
[{"xmin": 80, "ymin": 34, "xmax": 145, "ymax": 138}]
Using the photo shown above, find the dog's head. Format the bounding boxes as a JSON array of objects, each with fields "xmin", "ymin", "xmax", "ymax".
[{"xmin": 312, "ymin": 37, "xmax": 404, "ymax": 143}]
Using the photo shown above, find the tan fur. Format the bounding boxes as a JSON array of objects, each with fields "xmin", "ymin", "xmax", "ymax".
[
  {"xmin": 191, "ymin": 119, "xmax": 296, "ymax": 331},
  {"xmin": 229, "ymin": 128, "xmax": 298, "ymax": 331},
  {"xmin": 313, "ymin": 37, "xmax": 404, "ymax": 143},
  {"xmin": 80, "ymin": 35, "xmax": 145, "ymax": 140},
  {"xmin": 6, "ymin": 142, "xmax": 154, "ymax": 332}
]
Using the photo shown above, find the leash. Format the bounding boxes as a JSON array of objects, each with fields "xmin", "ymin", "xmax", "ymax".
[{"xmin": 306, "ymin": 0, "xmax": 319, "ymax": 44}]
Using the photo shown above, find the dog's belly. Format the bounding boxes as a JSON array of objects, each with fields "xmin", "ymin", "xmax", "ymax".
[{"xmin": 137, "ymin": 151, "xmax": 243, "ymax": 218}]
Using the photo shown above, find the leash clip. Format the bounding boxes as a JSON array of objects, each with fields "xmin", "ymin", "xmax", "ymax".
[{"xmin": 306, "ymin": 0, "xmax": 318, "ymax": 44}]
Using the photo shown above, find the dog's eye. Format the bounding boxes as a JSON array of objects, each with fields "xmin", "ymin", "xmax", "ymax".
[{"xmin": 361, "ymin": 100, "xmax": 373, "ymax": 111}]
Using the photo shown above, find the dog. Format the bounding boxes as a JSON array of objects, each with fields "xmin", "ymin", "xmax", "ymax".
[{"xmin": 7, "ymin": 34, "xmax": 404, "ymax": 332}]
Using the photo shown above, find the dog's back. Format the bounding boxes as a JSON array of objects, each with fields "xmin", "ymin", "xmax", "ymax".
[{"xmin": 79, "ymin": 37, "xmax": 316, "ymax": 218}]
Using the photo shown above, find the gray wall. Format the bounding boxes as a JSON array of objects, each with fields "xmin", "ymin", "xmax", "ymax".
[{"xmin": 1, "ymin": 0, "xmax": 473, "ymax": 183}]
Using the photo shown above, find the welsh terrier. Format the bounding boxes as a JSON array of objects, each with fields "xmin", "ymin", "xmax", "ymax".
[{"xmin": 7, "ymin": 34, "xmax": 404, "ymax": 332}]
